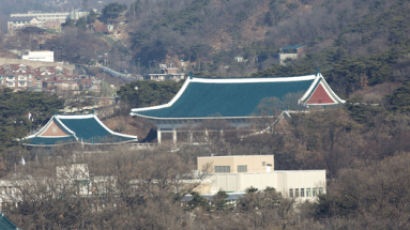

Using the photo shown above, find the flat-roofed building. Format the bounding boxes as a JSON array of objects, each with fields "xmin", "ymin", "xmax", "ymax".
[
  {"xmin": 195, "ymin": 155, "xmax": 326, "ymax": 202},
  {"xmin": 22, "ymin": 51, "xmax": 54, "ymax": 63},
  {"xmin": 8, "ymin": 10, "xmax": 88, "ymax": 33},
  {"xmin": 198, "ymin": 155, "xmax": 274, "ymax": 173}
]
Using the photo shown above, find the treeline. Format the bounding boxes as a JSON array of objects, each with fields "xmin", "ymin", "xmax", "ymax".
[
  {"xmin": 3, "ymin": 124, "xmax": 409, "ymax": 229},
  {"xmin": 0, "ymin": 89, "xmax": 63, "ymax": 175},
  {"xmin": 117, "ymin": 80, "xmax": 183, "ymax": 110}
]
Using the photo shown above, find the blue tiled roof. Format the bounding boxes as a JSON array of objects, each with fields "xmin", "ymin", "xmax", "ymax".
[
  {"xmin": 131, "ymin": 75, "xmax": 318, "ymax": 119},
  {"xmin": 58, "ymin": 117, "xmax": 131, "ymax": 143},
  {"xmin": 25, "ymin": 136, "xmax": 76, "ymax": 145},
  {"xmin": 23, "ymin": 114, "xmax": 137, "ymax": 146},
  {"xmin": 0, "ymin": 213, "xmax": 18, "ymax": 230},
  {"xmin": 280, "ymin": 43, "xmax": 305, "ymax": 50}
]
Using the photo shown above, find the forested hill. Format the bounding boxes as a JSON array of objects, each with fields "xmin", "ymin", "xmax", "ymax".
[
  {"xmin": 4, "ymin": 0, "xmax": 408, "ymax": 86},
  {"xmin": 122, "ymin": 0, "xmax": 409, "ymax": 77}
]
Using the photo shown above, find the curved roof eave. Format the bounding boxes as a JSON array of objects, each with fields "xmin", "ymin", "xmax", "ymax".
[
  {"xmin": 23, "ymin": 114, "xmax": 138, "ymax": 144},
  {"xmin": 130, "ymin": 74, "xmax": 318, "ymax": 118},
  {"xmin": 299, "ymin": 73, "xmax": 346, "ymax": 105}
]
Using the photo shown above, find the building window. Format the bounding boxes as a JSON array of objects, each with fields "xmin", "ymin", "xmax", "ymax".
[
  {"xmin": 313, "ymin": 188, "xmax": 318, "ymax": 196},
  {"xmin": 319, "ymin": 187, "xmax": 324, "ymax": 195},
  {"xmin": 306, "ymin": 188, "xmax": 311, "ymax": 197},
  {"xmin": 214, "ymin": 166, "xmax": 230, "ymax": 173},
  {"xmin": 237, "ymin": 165, "xmax": 247, "ymax": 172},
  {"xmin": 289, "ymin": 188, "xmax": 293, "ymax": 198},
  {"xmin": 295, "ymin": 188, "xmax": 299, "ymax": 197},
  {"xmin": 301, "ymin": 188, "xmax": 305, "ymax": 197}
]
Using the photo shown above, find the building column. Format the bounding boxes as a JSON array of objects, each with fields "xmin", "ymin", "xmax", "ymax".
[
  {"xmin": 172, "ymin": 129, "xmax": 177, "ymax": 144},
  {"xmin": 219, "ymin": 129, "xmax": 224, "ymax": 140},
  {"xmin": 157, "ymin": 129, "xmax": 162, "ymax": 144},
  {"xmin": 204, "ymin": 129, "xmax": 209, "ymax": 141},
  {"xmin": 189, "ymin": 130, "xmax": 193, "ymax": 143}
]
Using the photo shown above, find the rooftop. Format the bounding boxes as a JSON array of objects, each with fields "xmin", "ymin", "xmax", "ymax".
[
  {"xmin": 130, "ymin": 74, "xmax": 344, "ymax": 120},
  {"xmin": 23, "ymin": 114, "xmax": 137, "ymax": 147}
]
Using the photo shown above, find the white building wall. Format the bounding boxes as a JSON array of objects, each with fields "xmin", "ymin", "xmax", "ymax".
[
  {"xmin": 10, "ymin": 11, "xmax": 88, "ymax": 23},
  {"xmin": 279, "ymin": 53, "xmax": 298, "ymax": 65},
  {"xmin": 22, "ymin": 51, "xmax": 54, "ymax": 63},
  {"xmin": 207, "ymin": 170, "xmax": 326, "ymax": 202},
  {"xmin": 274, "ymin": 170, "xmax": 326, "ymax": 202}
]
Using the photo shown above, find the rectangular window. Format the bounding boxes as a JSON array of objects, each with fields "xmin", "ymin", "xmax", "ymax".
[
  {"xmin": 289, "ymin": 188, "xmax": 293, "ymax": 198},
  {"xmin": 237, "ymin": 165, "xmax": 247, "ymax": 172},
  {"xmin": 313, "ymin": 188, "xmax": 318, "ymax": 196},
  {"xmin": 319, "ymin": 187, "xmax": 324, "ymax": 195},
  {"xmin": 301, "ymin": 188, "xmax": 305, "ymax": 197},
  {"xmin": 295, "ymin": 188, "xmax": 299, "ymax": 197},
  {"xmin": 306, "ymin": 188, "xmax": 311, "ymax": 197},
  {"xmin": 214, "ymin": 166, "xmax": 230, "ymax": 173}
]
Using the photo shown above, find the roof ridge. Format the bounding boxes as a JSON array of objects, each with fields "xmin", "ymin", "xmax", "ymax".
[{"xmin": 191, "ymin": 73, "xmax": 317, "ymax": 79}]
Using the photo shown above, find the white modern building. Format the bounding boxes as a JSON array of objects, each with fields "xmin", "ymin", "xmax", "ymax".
[
  {"xmin": 8, "ymin": 10, "xmax": 88, "ymax": 33},
  {"xmin": 10, "ymin": 10, "xmax": 88, "ymax": 24},
  {"xmin": 22, "ymin": 51, "xmax": 54, "ymax": 63},
  {"xmin": 195, "ymin": 155, "xmax": 326, "ymax": 202}
]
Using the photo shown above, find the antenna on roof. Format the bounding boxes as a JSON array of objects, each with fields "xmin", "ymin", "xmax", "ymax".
[{"xmin": 316, "ymin": 68, "xmax": 320, "ymax": 76}]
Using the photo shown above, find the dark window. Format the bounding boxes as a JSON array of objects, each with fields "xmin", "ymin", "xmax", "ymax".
[
  {"xmin": 214, "ymin": 166, "xmax": 230, "ymax": 173},
  {"xmin": 313, "ymin": 188, "xmax": 318, "ymax": 196},
  {"xmin": 237, "ymin": 165, "xmax": 247, "ymax": 172}
]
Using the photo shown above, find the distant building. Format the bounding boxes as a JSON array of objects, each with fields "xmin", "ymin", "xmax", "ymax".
[
  {"xmin": 0, "ymin": 63, "xmax": 97, "ymax": 92},
  {"xmin": 22, "ymin": 114, "xmax": 138, "ymax": 147},
  {"xmin": 0, "ymin": 163, "xmax": 111, "ymax": 210},
  {"xmin": 22, "ymin": 51, "xmax": 54, "ymax": 63},
  {"xmin": 195, "ymin": 155, "xmax": 326, "ymax": 202},
  {"xmin": 146, "ymin": 63, "xmax": 185, "ymax": 82},
  {"xmin": 130, "ymin": 74, "xmax": 345, "ymax": 144},
  {"xmin": 146, "ymin": 73, "xmax": 185, "ymax": 82},
  {"xmin": 7, "ymin": 16, "xmax": 41, "ymax": 32},
  {"xmin": 234, "ymin": 56, "xmax": 245, "ymax": 63},
  {"xmin": 279, "ymin": 44, "xmax": 305, "ymax": 65},
  {"xmin": 7, "ymin": 10, "xmax": 88, "ymax": 33}
]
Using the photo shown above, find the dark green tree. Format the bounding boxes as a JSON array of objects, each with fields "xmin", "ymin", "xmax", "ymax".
[
  {"xmin": 100, "ymin": 3, "xmax": 127, "ymax": 23},
  {"xmin": 117, "ymin": 80, "xmax": 183, "ymax": 109}
]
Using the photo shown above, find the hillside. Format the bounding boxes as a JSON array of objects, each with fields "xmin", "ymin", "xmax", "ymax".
[
  {"xmin": 3, "ymin": 0, "xmax": 408, "ymax": 83},
  {"xmin": 120, "ymin": 0, "xmax": 410, "ymax": 76}
]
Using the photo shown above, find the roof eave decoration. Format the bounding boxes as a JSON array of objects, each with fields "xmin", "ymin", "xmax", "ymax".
[{"xmin": 299, "ymin": 73, "xmax": 346, "ymax": 106}]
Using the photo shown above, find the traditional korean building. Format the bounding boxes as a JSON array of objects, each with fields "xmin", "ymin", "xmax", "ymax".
[
  {"xmin": 130, "ymin": 73, "xmax": 345, "ymax": 143},
  {"xmin": 23, "ymin": 114, "xmax": 137, "ymax": 147}
]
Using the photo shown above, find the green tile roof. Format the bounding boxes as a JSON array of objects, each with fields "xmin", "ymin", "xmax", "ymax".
[
  {"xmin": 25, "ymin": 136, "xmax": 76, "ymax": 145},
  {"xmin": 23, "ymin": 114, "xmax": 137, "ymax": 146},
  {"xmin": 131, "ymin": 75, "xmax": 322, "ymax": 119},
  {"xmin": 0, "ymin": 213, "xmax": 19, "ymax": 230}
]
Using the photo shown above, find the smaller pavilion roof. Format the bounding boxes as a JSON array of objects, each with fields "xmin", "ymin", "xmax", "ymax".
[
  {"xmin": 0, "ymin": 213, "xmax": 19, "ymax": 230},
  {"xmin": 130, "ymin": 73, "xmax": 345, "ymax": 120},
  {"xmin": 23, "ymin": 114, "xmax": 137, "ymax": 147}
]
